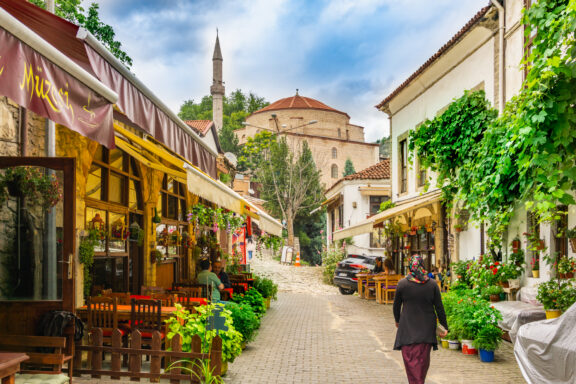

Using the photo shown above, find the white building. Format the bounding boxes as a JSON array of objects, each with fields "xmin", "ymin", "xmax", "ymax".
[
  {"xmin": 334, "ymin": 1, "xmax": 564, "ymax": 284},
  {"xmin": 325, "ymin": 160, "xmax": 390, "ymax": 257}
]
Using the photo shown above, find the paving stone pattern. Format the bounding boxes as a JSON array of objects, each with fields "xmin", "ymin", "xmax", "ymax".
[{"xmin": 226, "ymin": 292, "xmax": 526, "ymax": 384}]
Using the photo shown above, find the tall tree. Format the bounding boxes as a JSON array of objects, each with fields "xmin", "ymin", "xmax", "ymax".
[
  {"xmin": 30, "ymin": 0, "xmax": 132, "ymax": 67},
  {"xmin": 378, "ymin": 136, "xmax": 391, "ymax": 158},
  {"xmin": 342, "ymin": 158, "xmax": 356, "ymax": 176},
  {"xmin": 237, "ymin": 131, "xmax": 276, "ymax": 174},
  {"xmin": 258, "ymin": 138, "xmax": 325, "ymax": 247}
]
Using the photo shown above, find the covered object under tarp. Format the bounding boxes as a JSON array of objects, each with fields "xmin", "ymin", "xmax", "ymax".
[{"xmin": 514, "ymin": 303, "xmax": 576, "ymax": 384}]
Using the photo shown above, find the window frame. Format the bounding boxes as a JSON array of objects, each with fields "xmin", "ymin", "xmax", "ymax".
[{"xmin": 399, "ymin": 139, "xmax": 408, "ymax": 193}]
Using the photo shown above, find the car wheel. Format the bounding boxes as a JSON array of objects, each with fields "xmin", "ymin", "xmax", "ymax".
[{"xmin": 339, "ymin": 287, "xmax": 355, "ymax": 295}]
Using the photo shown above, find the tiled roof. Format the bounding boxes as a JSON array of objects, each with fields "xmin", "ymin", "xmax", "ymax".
[
  {"xmin": 252, "ymin": 93, "xmax": 349, "ymax": 118},
  {"xmin": 344, "ymin": 159, "xmax": 390, "ymax": 181},
  {"xmin": 375, "ymin": 5, "xmax": 491, "ymax": 110},
  {"xmin": 185, "ymin": 120, "xmax": 214, "ymax": 136}
]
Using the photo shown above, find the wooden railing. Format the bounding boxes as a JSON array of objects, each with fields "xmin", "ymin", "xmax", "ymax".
[{"xmin": 75, "ymin": 328, "xmax": 221, "ymax": 383}]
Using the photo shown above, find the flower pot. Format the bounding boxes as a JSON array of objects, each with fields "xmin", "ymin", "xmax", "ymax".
[
  {"xmin": 409, "ymin": 231, "xmax": 417, "ymax": 236},
  {"xmin": 512, "ymin": 240, "xmax": 521, "ymax": 252},
  {"xmin": 501, "ymin": 281, "xmax": 510, "ymax": 288},
  {"xmin": 264, "ymin": 297, "xmax": 271, "ymax": 309},
  {"xmin": 448, "ymin": 340, "xmax": 460, "ymax": 350},
  {"xmin": 545, "ymin": 309, "xmax": 561, "ymax": 319},
  {"xmin": 441, "ymin": 339, "xmax": 449, "ymax": 349},
  {"xmin": 489, "ymin": 294, "xmax": 500, "ymax": 303},
  {"xmin": 532, "ymin": 269, "xmax": 540, "ymax": 278},
  {"xmin": 479, "ymin": 349, "xmax": 495, "ymax": 363},
  {"xmin": 536, "ymin": 240, "xmax": 546, "ymax": 251},
  {"xmin": 220, "ymin": 360, "xmax": 228, "ymax": 376},
  {"xmin": 570, "ymin": 238, "xmax": 576, "ymax": 253},
  {"xmin": 500, "ymin": 292, "xmax": 507, "ymax": 301},
  {"xmin": 241, "ymin": 341, "xmax": 247, "ymax": 350},
  {"xmin": 461, "ymin": 340, "xmax": 477, "ymax": 355},
  {"xmin": 559, "ymin": 272, "xmax": 574, "ymax": 279}
]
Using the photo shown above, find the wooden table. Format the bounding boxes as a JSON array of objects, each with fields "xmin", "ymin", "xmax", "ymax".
[
  {"xmin": 76, "ymin": 304, "xmax": 179, "ymax": 322},
  {"xmin": 356, "ymin": 273, "xmax": 371, "ymax": 298},
  {"xmin": 0, "ymin": 352, "xmax": 29, "ymax": 384}
]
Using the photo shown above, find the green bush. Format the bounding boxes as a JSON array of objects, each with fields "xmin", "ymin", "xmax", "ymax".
[
  {"xmin": 253, "ymin": 275, "xmax": 278, "ymax": 300},
  {"xmin": 226, "ymin": 302, "xmax": 260, "ymax": 343},
  {"xmin": 473, "ymin": 324, "xmax": 503, "ymax": 351},
  {"xmin": 166, "ymin": 304, "xmax": 243, "ymax": 363},
  {"xmin": 322, "ymin": 246, "xmax": 346, "ymax": 285},
  {"xmin": 231, "ymin": 288, "xmax": 266, "ymax": 318}
]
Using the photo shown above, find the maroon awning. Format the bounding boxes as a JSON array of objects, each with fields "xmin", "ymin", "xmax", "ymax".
[{"xmin": 0, "ymin": 27, "xmax": 114, "ymax": 147}]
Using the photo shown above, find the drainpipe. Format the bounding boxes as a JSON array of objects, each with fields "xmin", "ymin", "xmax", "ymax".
[{"xmin": 490, "ymin": 0, "xmax": 505, "ymax": 113}]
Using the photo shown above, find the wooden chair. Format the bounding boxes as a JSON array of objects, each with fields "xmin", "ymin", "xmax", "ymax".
[
  {"xmin": 102, "ymin": 291, "xmax": 131, "ymax": 305},
  {"xmin": 87, "ymin": 296, "xmax": 128, "ymax": 362},
  {"xmin": 363, "ymin": 274, "xmax": 381, "ymax": 300},
  {"xmin": 150, "ymin": 293, "xmax": 177, "ymax": 306},
  {"xmin": 376, "ymin": 275, "xmax": 402, "ymax": 304},
  {"xmin": 177, "ymin": 284, "xmax": 212, "ymax": 300},
  {"xmin": 130, "ymin": 299, "xmax": 164, "ymax": 338}
]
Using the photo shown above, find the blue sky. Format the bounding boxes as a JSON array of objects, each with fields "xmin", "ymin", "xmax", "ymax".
[{"xmin": 93, "ymin": 0, "xmax": 485, "ymax": 142}]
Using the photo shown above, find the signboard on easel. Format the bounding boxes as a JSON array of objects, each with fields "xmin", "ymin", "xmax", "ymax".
[{"xmin": 281, "ymin": 246, "xmax": 294, "ymax": 264}]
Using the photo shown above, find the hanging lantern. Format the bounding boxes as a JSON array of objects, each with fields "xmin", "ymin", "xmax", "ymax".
[
  {"xmin": 111, "ymin": 218, "xmax": 127, "ymax": 240},
  {"xmin": 90, "ymin": 213, "xmax": 105, "ymax": 230}
]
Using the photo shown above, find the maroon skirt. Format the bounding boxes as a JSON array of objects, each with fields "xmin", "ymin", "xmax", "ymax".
[{"xmin": 401, "ymin": 343, "xmax": 432, "ymax": 384}]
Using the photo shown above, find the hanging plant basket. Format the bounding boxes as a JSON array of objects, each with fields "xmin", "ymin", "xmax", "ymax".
[{"xmin": 0, "ymin": 166, "xmax": 61, "ymax": 210}]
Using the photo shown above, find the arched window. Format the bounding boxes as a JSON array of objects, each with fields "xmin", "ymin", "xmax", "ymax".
[
  {"xmin": 331, "ymin": 164, "xmax": 338, "ymax": 179},
  {"xmin": 332, "ymin": 147, "xmax": 337, "ymax": 159}
]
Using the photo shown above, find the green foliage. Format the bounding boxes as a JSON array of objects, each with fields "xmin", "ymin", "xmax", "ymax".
[
  {"xmin": 178, "ymin": 90, "xmax": 269, "ymax": 158},
  {"xmin": 29, "ymin": 0, "xmax": 132, "ymax": 67},
  {"xmin": 378, "ymin": 200, "xmax": 396, "ymax": 213},
  {"xmin": 253, "ymin": 275, "xmax": 278, "ymax": 300},
  {"xmin": 473, "ymin": 324, "xmax": 503, "ymax": 351},
  {"xmin": 537, "ymin": 278, "xmax": 576, "ymax": 311},
  {"xmin": 0, "ymin": 167, "xmax": 62, "ymax": 210},
  {"xmin": 321, "ymin": 245, "xmax": 346, "ymax": 285},
  {"xmin": 558, "ymin": 256, "xmax": 576, "ymax": 274},
  {"xmin": 294, "ymin": 208, "xmax": 325, "ymax": 265},
  {"xmin": 409, "ymin": 90, "xmax": 497, "ymax": 207},
  {"xmin": 566, "ymin": 226, "xmax": 576, "ymax": 239},
  {"xmin": 225, "ymin": 302, "xmax": 260, "ymax": 343},
  {"xmin": 167, "ymin": 359, "xmax": 223, "ymax": 384},
  {"xmin": 79, "ymin": 229, "xmax": 100, "ymax": 298},
  {"xmin": 484, "ymin": 285, "xmax": 503, "ymax": 296},
  {"xmin": 166, "ymin": 304, "xmax": 243, "ymax": 363},
  {"xmin": 342, "ymin": 158, "xmax": 356, "ymax": 176},
  {"xmin": 187, "ymin": 204, "xmax": 245, "ymax": 232},
  {"xmin": 231, "ymin": 288, "xmax": 266, "ymax": 318},
  {"xmin": 237, "ymin": 131, "xmax": 276, "ymax": 174}
]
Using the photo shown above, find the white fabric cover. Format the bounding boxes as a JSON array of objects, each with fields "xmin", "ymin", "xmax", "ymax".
[
  {"xmin": 517, "ymin": 286, "xmax": 540, "ymax": 305},
  {"xmin": 514, "ymin": 303, "xmax": 576, "ymax": 384},
  {"xmin": 492, "ymin": 301, "xmax": 545, "ymax": 342},
  {"xmin": 15, "ymin": 373, "xmax": 69, "ymax": 384}
]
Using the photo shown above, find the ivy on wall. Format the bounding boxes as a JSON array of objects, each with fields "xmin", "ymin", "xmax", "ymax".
[{"xmin": 409, "ymin": 0, "xmax": 576, "ymax": 245}]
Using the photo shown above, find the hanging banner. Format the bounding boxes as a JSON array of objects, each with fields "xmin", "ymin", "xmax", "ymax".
[{"xmin": 0, "ymin": 27, "xmax": 114, "ymax": 147}]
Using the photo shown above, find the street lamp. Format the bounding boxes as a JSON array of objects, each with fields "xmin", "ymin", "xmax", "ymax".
[{"xmin": 241, "ymin": 119, "xmax": 317, "ymax": 135}]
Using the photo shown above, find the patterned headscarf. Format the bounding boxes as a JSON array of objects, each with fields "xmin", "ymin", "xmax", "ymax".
[{"xmin": 407, "ymin": 255, "xmax": 429, "ymax": 284}]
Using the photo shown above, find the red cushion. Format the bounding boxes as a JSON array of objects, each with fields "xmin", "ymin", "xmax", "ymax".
[
  {"xmin": 130, "ymin": 295, "xmax": 151, "ymax": 300},
  {"xmin": 385, "ymin": 285, "xmax": 397, "ymax": 289},
  {"xmin": 140, "ymin": 331, "xmax": 165, "ymax": 339},
  {"xmin": 101, "ymin": 329, "xmax": 127, "ymax": 337}
]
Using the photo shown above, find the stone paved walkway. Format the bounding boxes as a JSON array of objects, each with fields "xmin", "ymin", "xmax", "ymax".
[{"xmin": 224, "ymin": 291, "xmax": 526, "ymax": 384}]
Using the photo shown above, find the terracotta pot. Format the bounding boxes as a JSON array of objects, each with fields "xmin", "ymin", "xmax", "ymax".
[
  {"xmin": 501, "ymin": 281, "xmax": 510, "ymax": 288},
  {"xmin": 559, "ymin": 272, "xmax": 574, "ymax": 279},
  {"xmin": 489, "ymin": 294, "xmax": 500, "ymax": 302},
  {"xmin": 512, "ymin": 240, "xmax": 521, "ymax": 251}
]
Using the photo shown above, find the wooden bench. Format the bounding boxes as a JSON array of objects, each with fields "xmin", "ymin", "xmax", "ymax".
[{"xmin": 0, "ymin": 335, "xmax": 73, "ymax": 383}]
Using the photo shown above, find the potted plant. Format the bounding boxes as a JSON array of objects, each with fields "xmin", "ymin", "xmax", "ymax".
[
  {"xmin": 531, "ymin": 256, "xmax": 540, "ymax": 278},
  {"xmin": 537, "ymin": 279, "xmax": 576, "ymax": 319},
  {"xmin": 454, "ymin": 223, "xmax": 464, "ymax": 233},
  {"xmin": 485, "ymin": 285, "xmax": 504, "ymax": 302},
  {"xmin": 511, "ymin": 236, "xmax": 521, "ymax": 253},
  {"xmin": 566, "ymin": 226, "xmax": 576, "ymax": 253},
  {"xmin": 409, "ymin": 226, "xmax": 418, "ymax": 236},
  {"xmin": 0, "ymin": 166, "xmax": 62, "ymax": 211},
  {"xmin": 558, "ymin": 256, "xmax": 575, "ymax": 278},
  {"xmin": 524, "ymin": 231, "xmax": 546, "ymax": 252},
  {"xmin": 473, "ymin": 324, "xmax": 503, "ymax": 363},
  {"xmin": 226, "ymin": 302, "xmax": 260, "ymax": 345}
]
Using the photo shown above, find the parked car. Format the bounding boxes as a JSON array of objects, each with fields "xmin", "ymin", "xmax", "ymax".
[{"xmin": 333, "ymin": 254, "xmax": 377, "ymax": 295}]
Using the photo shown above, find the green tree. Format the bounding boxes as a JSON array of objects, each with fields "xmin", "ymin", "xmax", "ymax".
[
  {"xmin": 258, "ymin": 139, "xmax": 325, "ymax": 247},
  {"xmin": 237, "ymin": 131, "xmax": 276, "ymax": 174},
  {"xmin": 177, "ymin": 90, "xmax": 269, "ymax": 157},
  {"xmin": 378, "ymin": 136, "xmax": 391, "ymax": 158},
  {"xmin": 294, "ymin": 209, "xmax": 326, "ymax": 265},
  {"xmin": 30, "ymin": 0, "xmax": 132, "ymax": 67},
  {"xmin": 342, "ymin": 158, "xmax": 356, "ymax": 176}
]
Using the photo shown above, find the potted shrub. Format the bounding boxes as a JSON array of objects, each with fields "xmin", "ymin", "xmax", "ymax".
[
  {"xmin": 226, "ymin": 302, "xmax": 260, "ymax": 346},
  {"xmin": 231, "ymin": 288, "xmax": 266, "ymax": 319},
  {"xmin": 486, "ymin": 285, "xmax": 504, "ymax": 302},
  {"xmin": 253, "ymin": 276, "xmax": 278, "ymax": 309},
  {"xmin": 524, "ymin": 231, "xmax": 546, "ymax": 252},
  {"xmin": 0, "ymin": 166, "xmax": 62, "ymax": 210},
  {"xmin": 537, "ymin": 279, "xmax": 576, "ymax": 319},
  {"xmin": 531, "ymin": 257, "xmax": 540, "ymax": 278},
  {"xmin": 511, "ymin": 236, "xmax": 521, "ymax": 253},
  {"xmin": 558, "ymin": 256, "xmax": 575, "ymax": 279},
  {"xmin": 473, "ymin": 324, "xmax": 503, "ymax": 363},
  {"xmin": 454, "ymin": 223, "xmax": 464, "ymax": 233}
]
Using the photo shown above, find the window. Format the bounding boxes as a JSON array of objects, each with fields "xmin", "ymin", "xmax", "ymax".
[
  {"xmin": 417, "ymin": 157, "xmax": 427, "ymax": 187},
  {"xmin": 86, "ymin": 148, "xmax": 143, "ymax": 293},
  {"xmin": 331, "ymin": 164, "xmax": 338, "ymax": 179},
  {"xmin": 399, "ymin": 139, "xmax": 408, "ymax": 193},
  {"xmin": 555, "ymin": 206, "xmax": 568, "ymax": 258},
  {"xmin": 369, "ymin": 196, "xmax": 389, "ymax": 216},
  {"xmin": 156, "ymin": 175, "xmax": 188, "ymax": 260},
  {"xmin": 332, "ymin": 147, "xmax": 337, "ymax": 159},
  {"xmin": 338, "ymin": 205, "xmax": 344, "ymax": 229},
  {"xmin": 337, "ymin": 128, "xmax": 341, "ymax": 138}
]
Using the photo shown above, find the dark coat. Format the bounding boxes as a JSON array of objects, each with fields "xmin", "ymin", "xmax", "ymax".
[
  {"xmin": 218, "ymin": 270, "xmax": 232, "ymax": 289},
  {"xmin": 393, "ymin": 278, "xmax": 448, "ymax": 351}
]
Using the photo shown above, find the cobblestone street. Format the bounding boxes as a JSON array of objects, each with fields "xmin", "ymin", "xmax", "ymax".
[{"xmin": 225, "ymin": 255, "xmax": 526, "ymax": 384}]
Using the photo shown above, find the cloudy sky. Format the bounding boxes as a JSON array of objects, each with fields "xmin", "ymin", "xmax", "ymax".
[{"xmin": 93, "ymin": 0, "xmax": 485, "ymax": 142}]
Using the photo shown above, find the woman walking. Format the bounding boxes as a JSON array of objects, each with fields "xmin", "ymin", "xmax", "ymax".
[{"xmin": 393, "ymin": 255, "xmax": 448, "ymax": 384}]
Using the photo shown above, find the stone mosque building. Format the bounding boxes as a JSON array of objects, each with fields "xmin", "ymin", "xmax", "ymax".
[{"xmin": 235, "ymin": 92, "xmax": 380, "ymax": 189}]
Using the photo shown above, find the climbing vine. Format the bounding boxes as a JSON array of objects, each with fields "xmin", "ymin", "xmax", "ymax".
[
  {"xmin": 79, "ymin": 229, "xmax": 100, "ymax": 297},
  {"xmin": 409, "ymin": 0, "xmax": 576, "ymax": 244}
]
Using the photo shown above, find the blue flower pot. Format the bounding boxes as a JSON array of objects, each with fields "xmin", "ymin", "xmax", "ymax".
[{"xmin": 479, "ymin": 349, "xmax": 494, "ymax": 363}]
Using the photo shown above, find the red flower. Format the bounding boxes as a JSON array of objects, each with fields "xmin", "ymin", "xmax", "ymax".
[
  {"xmin": 493, "ymin": 269, "xmax": 497, "ymax": 275},
  {"xmin": 495, "ymin": 262, "xmax": 500, "ymax": 265}
]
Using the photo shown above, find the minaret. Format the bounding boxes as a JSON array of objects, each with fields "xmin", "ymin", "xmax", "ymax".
[{"xmin": 211, "ymin": 32, "xmax": 225, "ymax": 132}]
